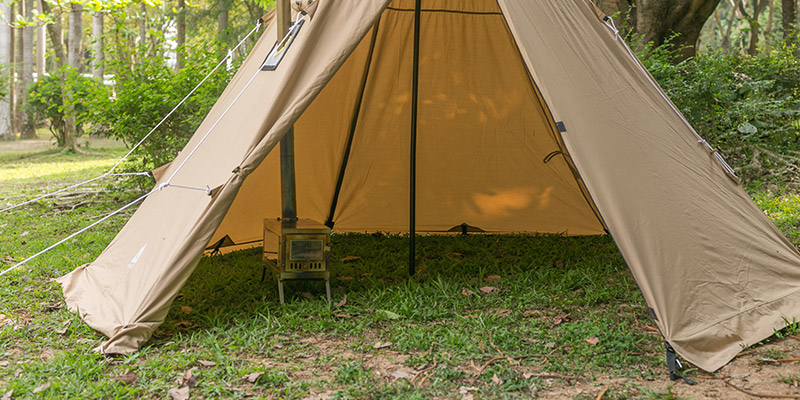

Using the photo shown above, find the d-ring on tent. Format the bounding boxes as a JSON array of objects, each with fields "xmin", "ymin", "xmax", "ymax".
[{"xmin": 57, "ymin": 0, "xmax": 800, "ymax": 373}]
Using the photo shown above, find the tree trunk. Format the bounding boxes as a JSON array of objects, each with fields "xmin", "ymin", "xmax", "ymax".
[
  {"xmin": 36, "ymin": 0, "xmax": 45, "ymax": 81},
  {"xmin": 176, "ymin": 0, "xmax": 185, "ymax": 70},
  {"xmin": 736, "ymin": 0, "xmax": 770, "ymax": 55},
  {"xmin": 139, "ymin": 2, "xmax": 146, "ymax": 47},
  {"xmin": 217, "ymin": 0, "xmax": 230, "ymax": 52},
  {"xmin": 0, "ymin": 0, "xmax": 12, "ymax": 140},
  {"xmin": 783, "ymin": 0, "xmax": 797, "ymax": 47},
  {"xmin": 592, "ymin": 0, "xmax": 721, "ymax": 61},
  {"xmin": 764, "ymin": 0, "xmax": 775, "ymax": 52},
  {"xmin": 64, "ymin": 2, "xmax": 83, "ymax": 151},
  {"xmin": 92, "ymin": 11, "xmax": 104, "ymax": 79},
  {"xmin": 20, "ymin": 0, "xmax": 35, "ymax": 139},
  {"xmin": 13, "ymin": 0, "xmax": 22, "ymax": 136}
]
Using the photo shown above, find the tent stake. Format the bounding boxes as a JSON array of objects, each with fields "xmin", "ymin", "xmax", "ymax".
[{"xmin": 409, "ymin": 0, "xmax": 421, "ymax": 276}]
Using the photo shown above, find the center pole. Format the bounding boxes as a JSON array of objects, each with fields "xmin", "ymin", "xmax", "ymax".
[
  {"xmin": 278, "ymin": 0, "xmax": 297, "ymax": 222},
  {"xmin": 409, "ymin": 0, "xmax": 421, "ymax": 276}
]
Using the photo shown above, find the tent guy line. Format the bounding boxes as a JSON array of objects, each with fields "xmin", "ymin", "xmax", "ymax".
[
  {"xmin": 0, "ymin": 20, "xmax": 267, "ymax": 277},
  {"xmin": 601, "ymin": 16, "xmax": 738, "ymax": 180},
  {"xmin": 0, "ymin": 20, "xmax": 264, "ymax": 215}
]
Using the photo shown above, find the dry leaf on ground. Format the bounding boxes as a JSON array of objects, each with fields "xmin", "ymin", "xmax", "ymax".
[
  {"xmin": 479, "ymin": 286, "xmax": 498, "ymax": 294},
  {"xmin": 243, "ymin": 371, "xmax": 264, "ymax": 383},
  {"xmin": 112, "ymin": 370, "xmax": 139, "ymax": 386},
  {"xmin": 168, "ymin": 386, "xmax": 189, "ymax": 400},
  {"xmin": 373, "ymin": 341, "xmax": 392, "ymax": 350},
  {"xmin": 197, "ymin": 360, "xmax": 217, "ymax": 367},
  {"xmin": 32, "ymin": 383, "xmax": 50, "ymax": 393},
  {"xmin": 180, "ymin": 306, "xmax": 192, "ymax": 314},
  {"xmin": 300, "ymin": 292, "xmax": 314, "ymax": 300},
  {"xmin": 491, "ymin": 373, "xmax": 504, "ymax": 385},
  {"xmin": 335, "ymin": 293, "xmax": 347, "ymax": 308},
  {"xmin": 1, "ymin": 390, "xmax": 12, "ymax": 400},
  {"xmin": 340, "ymin": 256, "xmax": 360, "ymax": 262},
  {"xmin": 545, "ymin": 342, "xmax": 556, "ymax": 349},
  {"xmin": 585, "ymin": 337, "xmax": 600, "ymax": 346},
  {"xmin": 461, "ymin": 288, "xmax": 474, "ymax": 296},
  {"xmin": 486, "ymin": 275, "xmax": 501, "ymax": 282}
]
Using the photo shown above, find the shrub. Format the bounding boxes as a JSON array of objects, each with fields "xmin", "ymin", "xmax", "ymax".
[{"xmin": 88, "ymin": 41, "xmax": 238, "ymax": 170}]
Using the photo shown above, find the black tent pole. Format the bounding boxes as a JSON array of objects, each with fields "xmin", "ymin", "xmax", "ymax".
[{"xmin": 409, "ymin": 0, "xmax": 421, "ymax": 276}]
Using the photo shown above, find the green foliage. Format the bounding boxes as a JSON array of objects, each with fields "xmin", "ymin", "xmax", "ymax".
[
  {"xmin": 87, "ymin": 41, "xmax": 237, "ymax": 170},
  {"xmin": 639, "ymin": 44, "xmax": 800, "ymax": 183},
  {"xmin": 27, "ymin": 68, "xmax": 110, "ymax": 147}
]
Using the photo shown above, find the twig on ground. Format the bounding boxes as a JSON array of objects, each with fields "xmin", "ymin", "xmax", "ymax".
[
  {"xmin": 411, "ymin": 358, "xmax": 437, "ymax": 385},
  {"xmin": 723, "ymin": 378, "xmax": 800, "ymax": 399},
  {"xmin": 471, "ymin": 355, "xmax": 550, "ymax": 383},
  {"xmin": 489, "ymin": 330, "xmax": 505, "ymax": 358},
  {"xmin": 596, "ymin": 387, "xmax": 608, "ymax": 400},
  {"xmin": 523, "ymin": 373, "xmax": 581, "ymax": 381}
]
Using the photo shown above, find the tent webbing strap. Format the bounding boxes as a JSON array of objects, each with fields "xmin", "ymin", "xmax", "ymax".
[{"xmin": 408, "ymin": 0, "xmax": 421, "ymax": 276}]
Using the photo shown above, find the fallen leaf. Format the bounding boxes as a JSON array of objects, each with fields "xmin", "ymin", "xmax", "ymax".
[
  {"xmin": 243, "ymin": 371, "xmax": 264, "ymax": 383},
  {"xmin": 300, "ymin": 292, "xmax": 314, "ymax": 300},
  {"xmin": 0, "ymin": 361, "xmax": 8, "ymax": 368},
  {"xmin": 525, "ymin": 338, "xmax": 538, "ymax": 344},
  {"xmin": 361, "ymin": 272, "xmax": 373, "ymax": 277},
  {"xmin": 173, "ymin": 321, "xmax": 193, "ymax": 329},
  {"xmin": 180, "ymin": 306, "xmax": 192, "ymax": 314},
  {"xmin": 197, "ymin": 360, "xmax": 217, "ymax": 368},
  {"xmin": 1, "ymin": 390, "xmax": 12, "ymax": 400},
  {"xmin": 553, "ymin": 260, "xmax": 564, "ymax": 268},
  {"xmin": 334, "ymin": 313, "xmax": 350, "ymax": 318},
  {"xmin": 41, "ymin": 302, "xmax": 62, "ymax": 311},
  {"xmin": 390, "ymin": 368, "xmax": 413, "ymax": 380},
  {"xmin": 461, "ymin": 288, "xmax": 474, "ymax": 296},
  {"xmin": 486, "ymin": 275, "xmax": 501, "ymax": 282},
  {"xmin": 545, "ymin": 342, "xmax": 556, "ymax": 349},
  {"xmin": 491, "ymin": 373, "xmax": 503, "ymax": 385},
  {"xmin": 14, "ymin": 369, "xmax": 22, "ymax": 378},
  {"xmin": 336, "ymin": 276, "xmax": 353, "ymax": 281},
  {"xmin": 0, "ymin": 256, "xmax": 14, "ymax": 265},
  {"xmin": 552, "ymin": 313, "xmax": 571, "ymax": 326},
  {"xmin": 0, "ymin": 315, "xmax": 9, "ymax": 325},
  {"xmin": 585, "ymin": 337, "xmax": 600, "ymax": 346},
  {"xmin": 479, "ymin": 286, "xmax": 498, "ymax": 294},
  {"xmin": 494, "ymin": 309, "xmax": 511, "ymax": 315},
  {"xmin": 168, "ymin": 386, "xmax": 189, "ymax": 400},
  {"xmin": 56, "ymin": 320, "xmax": 72, "ymax": 335},
  {"xmin": 19, "ymin": 231, "xmax": 29, "ymax": 237},
  {"xmin": 376, "ymin": 310, "xmax": 402, "ymax": 320},
  {"xmin": 180, "ymin": 369, "xmax": 198, "ymax": 388},
  {"xmin": 32, "ymin": 383, "xmax": 50, "ymax": 393},
  {"xmin": 458, "ymin": 386, "xmax": 479, "ymax": 394},
  {"xmin": 373, "ymin": 341, "xmax": 392, "ymax": 350},
  {"xmin": 523, "ymin": 310, "xmax": 541, "ymax": 317},
  {"xmin": 112, "ymin": 370, "xmax": 139, "ymax": 386},
  {"xmin": 40, "ymin": 349, "xmax": 54, "ymax": 362},
  {"xmin": 335, "ymin": 293, "xmax": 347, "ymax": 308},
  {"xmin": 340, "ymin": 256, "xmax": 360, "ymax": 262}
]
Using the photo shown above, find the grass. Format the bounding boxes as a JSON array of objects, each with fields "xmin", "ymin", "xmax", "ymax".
[{"xmin": 0, "ymin": 141, "xmax": 798, "ymax": 399}]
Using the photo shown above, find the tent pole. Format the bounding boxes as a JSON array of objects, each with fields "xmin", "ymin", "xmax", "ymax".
[
  {"xmin": 409, "ymin": 0, "xmax": 421, "ymax": 276},
  {"xmin": 277, "ymin": 0, "xmax": 297, "ymax": 222}
]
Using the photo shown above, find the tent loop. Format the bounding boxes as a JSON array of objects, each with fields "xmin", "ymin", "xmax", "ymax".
[
  {"xmin": 0, "ymin": 21, "xmax": 263, "ymax": 215},
  {"xmin": 543, "ymin": 150, "xmax": 563, "ymax": 164},
  {"xmin": 602, "ymin": 16, "xmax": 619, "ymax": 37}
]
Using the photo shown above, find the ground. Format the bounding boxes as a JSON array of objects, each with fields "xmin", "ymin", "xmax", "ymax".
[{"xmin": 1, "ymin": 136, "xmax": 800, "ymax": 399}]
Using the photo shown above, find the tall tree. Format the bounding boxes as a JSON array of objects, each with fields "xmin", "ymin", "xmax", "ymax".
[
  {"xmin": 63, "ymin": 1, "xmax": 83, "ymax": 151},
  {"xmin": 736, "ymin": 0, "xmax": 770, "ymax": 55},
  {"xmin": 36, "ymin": 0, "xmax": 45, "ymax": 80},
  {"xmin": 20, "ymin": 0, "xmax": 35, "ymax": 138},
  {"xmin": 92, "ymin": 10, "xmax": 104, "ymax": 78},
  {"xmin": 217, "ymin": 0, "xmax": 230, "ymax": 53},
  {"xmin": 175, "ymin": 0, "xmax": 185, "ymax": 70},
  {"xmin": 783, "ymin": 0, "xmax": 797, "ymax": 47},
  {"xmin": 0, "ymin": 0, "xmax": 12, "ymax": 140},
  {"xmin": 764, "ymin": 0, "xmax": 775, "ymax": 51},
  {"xmin": 592, "ymin": 0, "xmax": 721, "ymax": 60}
]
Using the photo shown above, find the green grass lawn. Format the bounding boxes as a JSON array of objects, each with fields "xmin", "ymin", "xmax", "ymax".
[{"xmin": 1, "ymin": 142, "xmax": 799, "ymax": 399}]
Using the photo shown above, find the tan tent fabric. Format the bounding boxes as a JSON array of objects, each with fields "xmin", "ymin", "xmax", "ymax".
[{"xmin": 58, "ymin": 0, "xmax": 800, "ymax": 372}]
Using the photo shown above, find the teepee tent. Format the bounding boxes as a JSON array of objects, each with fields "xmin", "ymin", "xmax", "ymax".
[{"xmin": 58, "ymin": 0, "xmax": 800, "ymax": 373}]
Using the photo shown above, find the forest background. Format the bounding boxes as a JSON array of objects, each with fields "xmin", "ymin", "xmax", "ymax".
[{"xmin": 0, "ymin": 0, "xmax": 796, "ymax": 188}]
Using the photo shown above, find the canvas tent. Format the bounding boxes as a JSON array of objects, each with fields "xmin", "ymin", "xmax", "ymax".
[{"xmin": 57, "ymin": 0, "xmax": 800, "ymax": 373}]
